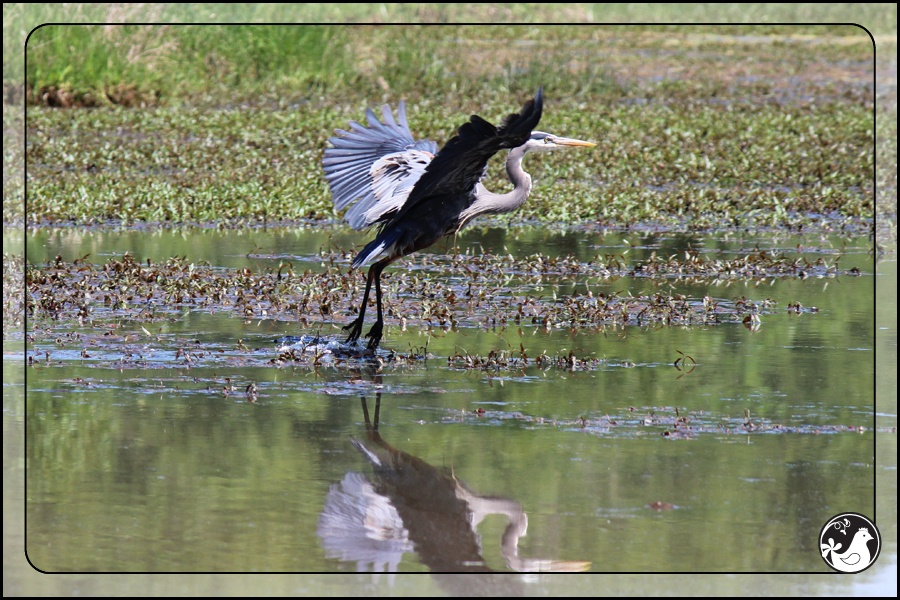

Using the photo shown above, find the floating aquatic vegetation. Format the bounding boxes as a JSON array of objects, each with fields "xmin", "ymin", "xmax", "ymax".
[
  {"xmin": 21, "ymin": 246, "xmax": 852, "ymax": 344},
  {"xmin": 16, "ymin": 241, "xmax": 863, "ymax": 376},
  {"xmin": 444, "ymin": 404, "xmax": 875, "ymax": 438}
]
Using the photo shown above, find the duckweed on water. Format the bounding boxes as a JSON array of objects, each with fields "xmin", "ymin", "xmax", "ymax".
[{"xmin": 19, "ymin": 95, "xmax": 874, "ymax": 230}]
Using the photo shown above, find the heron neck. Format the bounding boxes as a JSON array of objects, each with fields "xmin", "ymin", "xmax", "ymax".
[
  {"xmin": 457, "ymin": 146, "xmax": 532, "ymax": 232},
  {"xmin": 499, "ymin": 145, "xmax": 532, "ymax": 211}
]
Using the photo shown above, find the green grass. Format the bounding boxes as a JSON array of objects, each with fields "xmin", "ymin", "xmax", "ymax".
[
  {"xmin": 6, "ymin": 4, "xmax": 896, "ymax": 94},
  {"xmin": 4, "ymin": 4, "xmax": 884, "ymax": 106},
  {"xmin": 22, "ymin": 24, "xmax": 351, "ymax": 105}
]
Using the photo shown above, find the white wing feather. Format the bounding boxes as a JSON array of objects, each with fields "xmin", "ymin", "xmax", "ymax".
[{"xmin": 323, "ymin": 102, "xmax": 438, "ymax": 231}]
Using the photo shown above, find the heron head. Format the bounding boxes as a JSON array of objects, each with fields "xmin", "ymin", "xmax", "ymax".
[{"xmin": 523, "ymin": 131, "xmax": 596, "ymax": 153}]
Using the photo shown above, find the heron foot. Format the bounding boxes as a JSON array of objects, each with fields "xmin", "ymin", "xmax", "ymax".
[
  {"xmin": 342, "ymin": 316, "xmax": 365, "ymax": 344},
  {"xmin": 364, "ymin": 321, "xmax": 384, "ymax": 350}
]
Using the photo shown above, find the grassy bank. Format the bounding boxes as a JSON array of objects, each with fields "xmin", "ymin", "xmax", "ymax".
[
  {"xmin": 7, "ymin": 4, "xmax": 895, "ymax": 103},
  {"xmin": 17, "ymin": 22, "xmax": 881, "ymax": 107}
]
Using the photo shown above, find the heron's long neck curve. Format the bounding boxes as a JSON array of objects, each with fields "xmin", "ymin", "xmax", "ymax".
[{"xmin": 457, "ymin": 145, "xmax": 531, "ymax": 231}]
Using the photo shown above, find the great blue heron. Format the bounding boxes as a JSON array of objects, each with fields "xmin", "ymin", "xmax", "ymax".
[{"xmin": 323, "ymin": 87, "xmax": 595, "ymax": 349}]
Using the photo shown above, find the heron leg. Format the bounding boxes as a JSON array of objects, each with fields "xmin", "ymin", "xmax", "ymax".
[
  {"xmin": 343, "ymin": 266, "xmax": 377, "ymax": 344},
  {"xmin": 365, "ymin": 264, "xmax": 386, "ymax": 349},
  {"xmin": 345, "ymin": 258, "xmax": 393, "ymax": 348}
]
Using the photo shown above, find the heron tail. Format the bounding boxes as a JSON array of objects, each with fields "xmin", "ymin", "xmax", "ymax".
[{"xmin": 351, "ymin": 229, "xmax": 403, "ymax": 269}]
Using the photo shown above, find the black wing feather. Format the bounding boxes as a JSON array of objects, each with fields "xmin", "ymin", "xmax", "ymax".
[{"xmin": 382, "ymin": 87, "xmax": 543, "ymax": 227}]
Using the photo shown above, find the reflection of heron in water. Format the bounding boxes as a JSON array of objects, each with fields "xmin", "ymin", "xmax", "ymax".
[
  {"xmin": 317, "ymin": 391, "xmax": 590, "ymax": 581},
  {"xmin": 323, "ymin": 87, "xmax": 596, "ymax": 349}
]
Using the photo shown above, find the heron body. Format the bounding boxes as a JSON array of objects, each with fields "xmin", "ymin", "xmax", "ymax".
[{"xmin": 323, "ymin": 87, "xmax": 595, "ymax": 349}]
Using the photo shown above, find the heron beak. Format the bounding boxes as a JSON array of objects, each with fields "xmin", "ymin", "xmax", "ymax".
[{"xmin": 553, "ymin": 137, "xmax": 597, "ymax": 148}]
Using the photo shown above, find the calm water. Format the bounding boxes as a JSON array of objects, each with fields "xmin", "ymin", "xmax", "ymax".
[{"xmin": 8, "ymin": 226, "xmax": 892, "ymax": 587}]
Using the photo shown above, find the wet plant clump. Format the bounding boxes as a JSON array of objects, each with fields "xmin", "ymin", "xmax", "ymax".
[
  {"xmin": 22, "ymin": 249, "xmax": 849, "ymax": 330},
  {"xmin": 17, "ymin": 245, "xmax": 861, "ymax": 373}
]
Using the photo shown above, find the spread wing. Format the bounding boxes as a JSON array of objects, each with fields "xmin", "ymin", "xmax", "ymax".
[{"xmin": 323, "ymin": 102, "xmax": 438, "ymax": 231}]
